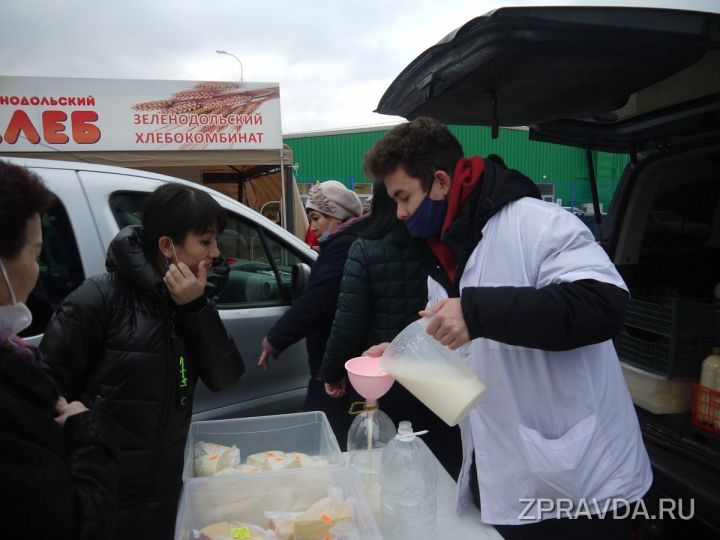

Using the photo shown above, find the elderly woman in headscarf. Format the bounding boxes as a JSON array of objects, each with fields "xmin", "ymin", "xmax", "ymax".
[
  {"xmin": 0, "ymin": 160, "xmax": 118, "ymax": 539},
  {"xmin": 258, "ymin": 180, "xmax": 365, "ymax": 448}
]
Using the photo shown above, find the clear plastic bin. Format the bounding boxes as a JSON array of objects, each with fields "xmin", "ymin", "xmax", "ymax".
[
  {"xmin": 174, "ymin": 466, "xmax": 382, "ymax": 540},
  {"xmin": 621, "ymin": 362, "xmax": 693, "ymax": 414},
  {"xmin": 183, "ymin": 411, "xmax": 343, "ymax": 480}
]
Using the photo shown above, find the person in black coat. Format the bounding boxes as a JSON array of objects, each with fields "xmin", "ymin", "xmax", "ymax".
[
  {"xmin": 40, "ymin": 184, "xmax": 245, "ymax": 540},
  {"xmin": 321, "ymin": 182, "xmax": 463, "ymax": 477},
  {"xmin": 258, "ymin": 180, "xmax": 366, "ymax": 448},
  {"xmin": 0, "ymin": 160, "xmax": 118, "ymax": 540}
]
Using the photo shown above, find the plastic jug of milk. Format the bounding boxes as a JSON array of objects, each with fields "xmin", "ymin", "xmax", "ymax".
[{"xmin": 380, "ymin": 316, "xmax": 486, "ymax": 426}]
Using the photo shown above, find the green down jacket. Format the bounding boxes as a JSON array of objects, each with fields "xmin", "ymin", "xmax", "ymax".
[{"xmin": 320, "ymin": 224, "xmax": 430, "ymax": 384}]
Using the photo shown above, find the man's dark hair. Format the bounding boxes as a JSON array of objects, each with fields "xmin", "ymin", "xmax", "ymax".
[
  {"xmin": 364, "ymin": 117, "xmax": 464, "ymax": 192},
  {"xmin": 141, "ymin": 183, "xmax": 227, "ymax": 260},
  {"xmin": 0, "ymin": 161, "xmax": 53, "ymax": 259}
]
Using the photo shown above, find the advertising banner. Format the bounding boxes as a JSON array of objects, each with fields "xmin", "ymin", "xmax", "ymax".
[{"xmin": 0, "ymin": 76, "xmax": 282, "ymax": 151}]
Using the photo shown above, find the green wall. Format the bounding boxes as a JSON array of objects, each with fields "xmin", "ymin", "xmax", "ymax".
[{"xmin": 285, "ymin": 125, "xmax": 628, "ymax": 211}]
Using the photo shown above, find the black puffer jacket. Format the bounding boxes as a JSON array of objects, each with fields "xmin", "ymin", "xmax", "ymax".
[
  {"xmin": 0, "ymin": 345, "xmax": 118, "ymax": 540},
  {"xmin": 320, "ymin": 224, "xmax": 430, "ymax": 383},
  {"xmin": 40, "ymin": 226, "xmax": 244, "ymax": 539}
]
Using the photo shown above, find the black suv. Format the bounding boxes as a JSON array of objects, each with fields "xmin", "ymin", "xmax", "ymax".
[{"xmin": 376, "ymin": 5, "xmax": 720, "ymax": 539}]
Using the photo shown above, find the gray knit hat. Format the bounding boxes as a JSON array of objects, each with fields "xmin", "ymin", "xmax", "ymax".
[{"xmin": 305, "ymin": 180, "xmax": 363, "ymax": 221}]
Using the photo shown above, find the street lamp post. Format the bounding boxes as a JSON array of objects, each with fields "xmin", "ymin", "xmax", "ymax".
[{"xmin": 216, "ymin": 50, "xmax": 244, "ymax": 82}]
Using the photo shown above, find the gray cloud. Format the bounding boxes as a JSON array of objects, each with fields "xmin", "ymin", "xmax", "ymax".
[{"xmin": 2, "ymin": 0, "xmax": 500, "ymax": 132}]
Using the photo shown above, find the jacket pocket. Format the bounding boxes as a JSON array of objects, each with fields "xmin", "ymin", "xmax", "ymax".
[{"xmin": 518, "ymin": 414, "xmax": 597, "ymax": 499}]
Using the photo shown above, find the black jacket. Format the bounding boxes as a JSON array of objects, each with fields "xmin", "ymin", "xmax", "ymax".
[
  {"xmin": 0, "ymin": 345, "xmax": 118, "ymax": 540},
  {"xmin": 437, "ymin": 160, "xmax": 629, "ymax": 350},
  {"xmin": 266, "ymin": 216, "xmax": 369, "ymax": 376},
  {"xmin": 40, "ymin": 226, "xmax": 244, "ymax": 537},
  {"xmin": 320, "ymin": 224, "xmax": 430, "ymax": 383}
]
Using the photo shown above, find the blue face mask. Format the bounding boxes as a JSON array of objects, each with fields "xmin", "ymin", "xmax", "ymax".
[
  {"xmin": 318, "ymin": 231, "xmax": 330, "ymax": 242},
  {"xmin": 405, "ymin": 195, "xmax": 448, "ymax": 239}
]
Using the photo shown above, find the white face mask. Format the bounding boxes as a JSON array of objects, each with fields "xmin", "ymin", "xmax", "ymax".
[{"xmin": 0, "ymin": 258, "xmax": 33, "ymax": 335}]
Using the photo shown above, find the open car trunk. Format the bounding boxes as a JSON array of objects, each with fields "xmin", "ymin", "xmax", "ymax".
[
  {"xmin": 376, "ymin": 4, "xmax": 720, "ymax": 537},
  {"xmin": 609, "ymin": 141, "xmax": 720, "ymax": 538}
]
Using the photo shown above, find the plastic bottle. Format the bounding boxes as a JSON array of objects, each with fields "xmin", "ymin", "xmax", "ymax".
[
  {"xmin": 700, "ymin": 346, "xmax": 720, "ymax": 424},
  {"xmin": 347, "ymin": 405, "xmax": 396, "ymax": 520},
  {"xmin": 380, "ymin": 420, "xmax": 437, "ymax": 539}
]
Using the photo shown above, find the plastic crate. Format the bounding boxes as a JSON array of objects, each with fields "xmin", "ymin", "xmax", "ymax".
[
  {"xmin": 691, "ymin": 383, "xmax": 720, "ymax": 437},
  {"xmin": 174, "ymin": 466, "xmax": 382, "ymax": 540},
  {"xmin": 183, "ymin": 411, "xmax": 343, "ymax": 481},
  {"xmin": 625, "ymin": 287, "xmax": 720, "ymax": 338},
  {"xmin": 614, "ymin": 328, "xmax": 715, "ymax": 378}
]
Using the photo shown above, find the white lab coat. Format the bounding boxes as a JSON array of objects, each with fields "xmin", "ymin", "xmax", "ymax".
[{"xmin": 428, "ymin": 197, "xmax": 653, "ymax": 525}]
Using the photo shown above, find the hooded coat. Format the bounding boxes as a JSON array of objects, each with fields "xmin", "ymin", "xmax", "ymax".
[{"xmin": 40, "ymin": 226, "xmax": 244, "ymax": 540}]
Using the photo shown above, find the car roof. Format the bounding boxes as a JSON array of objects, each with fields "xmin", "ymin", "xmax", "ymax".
[
  {"xmin": 376, "ymin": 5, "xmax": 720, "ymax": 152},
  {"xmin": 3, "ymin": 156, "xmax": 315, "ymax": 258}
]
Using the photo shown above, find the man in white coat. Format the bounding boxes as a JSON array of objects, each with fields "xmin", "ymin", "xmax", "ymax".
[{"xmin": 363, "ymin": 118, "xmax": 652, "ymax": 540}]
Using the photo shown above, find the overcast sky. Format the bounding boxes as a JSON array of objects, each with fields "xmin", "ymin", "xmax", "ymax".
[{"xmin": 3, "ymin": 0, "xmax": 715, "ymax": 134}]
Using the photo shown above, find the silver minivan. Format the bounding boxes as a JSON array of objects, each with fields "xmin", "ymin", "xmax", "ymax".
[{"xmin": 6, "ymin": 157, "xmax": 316, "ymax": 420}]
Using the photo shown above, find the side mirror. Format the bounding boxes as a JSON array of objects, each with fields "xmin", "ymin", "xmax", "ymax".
[{"xmin": 291, "ymin": 263, "xmax": 312, "ymax": 300}]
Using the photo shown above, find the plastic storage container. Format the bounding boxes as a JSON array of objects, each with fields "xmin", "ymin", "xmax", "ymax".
[
  {"xmin": 614, "ymin": 328, "xmax": 715, "ymax": 378},
  {"xmin": 175, "ymin": 466, "xmax": 382, "ymax": 539},
  {"xmin": 692, "ymin": 383, "xmax": 720, "ymax": 436},
  {"xmin": 380, "ymin": 421, "xmax": 437, "ymax": 540},
  {"xmin": 624, "ymin": 287, "xmax": 720, "ymax": 337},
  {"xmin": 616, "ymin": 287, "xmax": 720, "ymax": 377},
  {"xmin": 620, "ymin": 362, "xmax": 693, "ymax": 414},
  {"xmin": 183, "ymin": 411, "xmax": 343, "ymax": 480}
]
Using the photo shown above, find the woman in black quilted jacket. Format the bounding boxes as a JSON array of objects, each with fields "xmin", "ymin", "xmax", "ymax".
[
  {"xmin": 320, "ymin": 182, "xmax": 462, "ymax": 478},
  {"xmin": 40, "ymin": 184, "xmax": 245, "ymax": 540},
  {"xmin": 0, "ymin": 160, "xmax": 118, "ymax": 540}
]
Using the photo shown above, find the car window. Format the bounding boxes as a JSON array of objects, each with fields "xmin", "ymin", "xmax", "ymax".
[
  {"xmin": 22, "ymin": 197, "xmax": 85, "ymax": 337},
  {"xmin": 641, "ymin": 180, "xmax": 719, "ymax": 255},
  {"xmin": 109, "ymin": 191, "xmax": 302, "ymax": 308},
  {"xmin": 217, "ymin": 213, "xmax": 302, "ymax": 307},
  {"xmin": 110, "ymin": 191, "xmax": 147, "ymax": 228}
]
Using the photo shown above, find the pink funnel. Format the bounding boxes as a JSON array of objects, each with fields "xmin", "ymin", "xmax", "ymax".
[{"xmin": 345, "ymin": 355, "xmax": 395, "ymax": 404}]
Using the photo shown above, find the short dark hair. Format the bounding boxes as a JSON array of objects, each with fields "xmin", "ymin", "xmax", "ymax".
[
  {"xmin": 140, "ymin": 183, "xmax": 227, "ymax": 260},
  {"xmin": 0, "ymin": 161, "xmax": 53, "ymax": 259},
  {"xmin": 364, "ymin": 117, "xmax": 464, "ymax": 192}
]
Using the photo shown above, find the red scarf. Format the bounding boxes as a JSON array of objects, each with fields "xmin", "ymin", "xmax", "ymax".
[{"xmin": 428, "ymin": 156, "xmax": 485, "ymax": 283}]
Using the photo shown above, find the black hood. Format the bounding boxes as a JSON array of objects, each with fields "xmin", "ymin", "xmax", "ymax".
[
  {"xmin": 436, "ymin": 160, "xmax": 541, "ymax": 294},
  {"xmin": 106, "ymin": 226, "xmax": 167, "ymax": 303}
]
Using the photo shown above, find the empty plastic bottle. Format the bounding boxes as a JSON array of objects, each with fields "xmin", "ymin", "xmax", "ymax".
[{"xmin": 380, "ymin": 420, "xmax": 437, "ymax": 539}]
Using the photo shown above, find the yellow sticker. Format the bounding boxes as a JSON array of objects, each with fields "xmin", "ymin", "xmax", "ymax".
[{"xmin": 232, "ymin": 527, "xmax": 251, "ymax": 538}]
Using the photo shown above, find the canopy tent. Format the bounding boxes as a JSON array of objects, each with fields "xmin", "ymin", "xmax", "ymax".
[{"xmin": 0, "ymin": 76, "xmax": 309, "ymax": 238}]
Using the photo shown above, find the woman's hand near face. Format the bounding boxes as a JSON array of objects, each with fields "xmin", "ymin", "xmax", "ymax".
[
  {"xmin": 54, "ymin": 396, "xmax": 89, "ymax": 426},
  {"xmin": 164, "ymin": 260, "xmax": 208, "ymax": 305}
]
